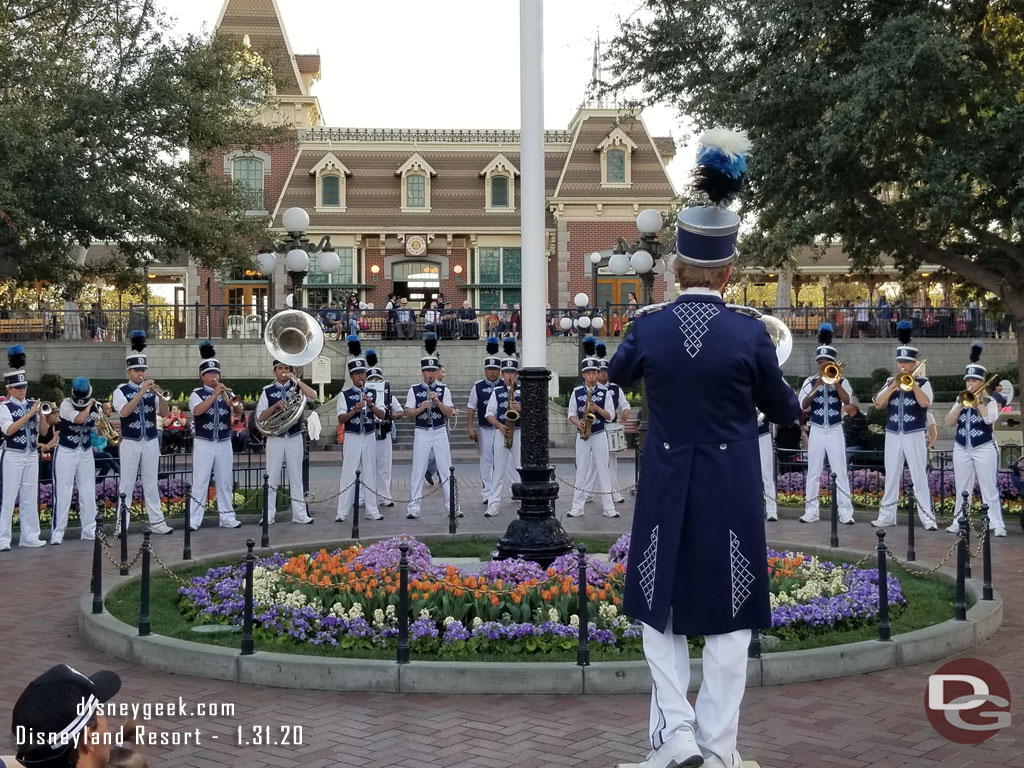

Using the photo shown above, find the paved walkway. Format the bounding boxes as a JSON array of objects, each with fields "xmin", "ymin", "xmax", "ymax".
[{"xmin": 0, "ymin": 469, "xmax": 1021, "ymax": 768}]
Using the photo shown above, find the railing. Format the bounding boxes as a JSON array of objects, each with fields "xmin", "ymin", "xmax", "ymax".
[
  {"xmin": 752, "ymin": 305, "xmax": 1011, "ymax": 338},
  {"xmin": 299, "ymin": 127, "xmax": 574, "ymax": 144}
]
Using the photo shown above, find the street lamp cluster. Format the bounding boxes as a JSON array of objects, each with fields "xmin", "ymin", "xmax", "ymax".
[
  {"xmin": 254, "ymin": 207, "xmax": 338, "ymax": 309},
  {"xmin": 605, "ymin": 208, "xmax": 670, "ymax": 305}
]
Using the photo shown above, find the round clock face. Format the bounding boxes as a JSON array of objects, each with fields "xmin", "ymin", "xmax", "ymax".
[{"xmin": 407, "ymin": 236, "xmax": 427, "ymax": 256}]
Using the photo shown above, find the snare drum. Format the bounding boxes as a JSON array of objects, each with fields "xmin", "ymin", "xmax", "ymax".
[{"xmin": 606, "ymin": 424, "xmax": 626, "ymax": 452}]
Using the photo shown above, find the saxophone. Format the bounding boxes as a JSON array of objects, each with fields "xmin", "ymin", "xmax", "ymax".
[
  {"xmin": 503, "ymin": 380, "xmax": 518, "ymax": 449},
  {"xmin": 580, "ymin": 387, "xmax": 596, "ymax": 441}
]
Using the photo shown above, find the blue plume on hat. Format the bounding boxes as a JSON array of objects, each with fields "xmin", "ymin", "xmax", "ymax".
[
  {"xmin": 486, "ymin": 336, "xmax": 499, "ymax": 355},
  {"xmin": 693, "ymin": 128, "xmax": 752, "ymax": 206},
  {"xmin": 970, "ymin": 341, "xmax": 984, "ymax": 363},
  {"xmin": 346, "ymin": 334, "xmax": 361, "ymax": 357},
  {"xmin": 582, "ymin": 336, "xmax": 596, "ymax": 357},
  {"xmin": 365, "ymin": 349, "xmax": 378, "ymax": 367},
  {"xmin": 424, "ymin": 332, "xmax": 438, "ymax": 355},
  {"xmin": 199, "ymin": 340, "xmax": 216, "ymax": 359},
  {"xmin": 896, "ymin": 320, "xmax": 913, "ymax": 345},
  {"xmin": 817, "ymin": 323, "xmax": 834, "ymax": 346},
  {"xmin": 72, "ymin": 376, "xmax": 90, "ymax": 392},
  {"xmin": 503, "ymin": 337, "xmax": 517, "ymax": 357},
  {"xmin": 595, "ymin": 341, "xmax": 607, "ymax": 359},
  {"xmin": 130, "ymin": 329, "xmax": 147, "ymax": 352},
  {"xmin": 7, "ymin": 345, "xmax": 25, "ymax": 369}
]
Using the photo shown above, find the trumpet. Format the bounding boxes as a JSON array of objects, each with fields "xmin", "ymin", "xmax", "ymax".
[
  {"xmin": 146, "ymin": 383, "xmax": 172, "ymax": 401},
  {"xmin": 504, "ymin": 380, "xmax": 519, "ymax": 449},
  {"xmin": 93, "ymin": 404, "xmax": 122, "ymax": 447},
  {"xmin": 37, "ymin": 401, "xmax": 57, "ymax": 415},
  {"xmin": 958, "ymin": 373, "xmax": 999, "ymax": 409},
  {"xmin": 897, "ymin": 359, "xmax": 927, "ymax": 391},
  {"xmin": 219, "ymin": 388, "xmax": 242, "ymax": 407},
  {"xmin": 821, "ymin": 360, "xmax": 845, "ymax": 386}
]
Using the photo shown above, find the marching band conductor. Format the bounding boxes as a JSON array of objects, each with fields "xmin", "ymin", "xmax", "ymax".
[{"xmin": 609, "ymin": 130, "xmax": 800, "ymax": 768}]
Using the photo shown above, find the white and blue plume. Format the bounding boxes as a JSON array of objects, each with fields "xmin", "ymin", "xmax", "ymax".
[{"xmin": 693, "ymin": 128, "xmax": 752, "ymax": 206}]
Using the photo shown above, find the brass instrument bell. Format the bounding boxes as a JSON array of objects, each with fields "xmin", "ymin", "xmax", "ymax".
[{"xmin": 897, "ymin": 359, "xmax": 927, "ymax": 391}]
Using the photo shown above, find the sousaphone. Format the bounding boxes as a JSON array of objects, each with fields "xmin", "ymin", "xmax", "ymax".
[{"xmin": 257, "ymin": 310, "xmax": 325, "ymax": 436}]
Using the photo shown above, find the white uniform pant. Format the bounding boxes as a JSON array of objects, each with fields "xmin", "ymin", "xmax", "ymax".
[
  {"xmin": 759, "ymin": 432, "xmax": 776, "ymax": 519},
  {"xmin": 118, "ymin": 438, "xmax": 165, "ymax": 529},
  {"xmin": 189, "ymin": 439, "xmax": 237, "ymax": 528},
  {"xmin": 953, "ymin": 443, "xmax": 1006, "ymax": 529},
  {"xmin": 265, "ymin": 433, "xmax": 307, "ymax": 523},
  {"xmin": 804, "ymin": 425, "xmax": 854, "ymax": 521},
  {"xmin": 643, "ymin": 617, "xmax": 750, "ymax": 763},
  {"xmin": 337, "ymin": 432, "xmax": 379, "ymax": 518},
  {"xmin": 570, "ymin": 432, "xmax": 615, "ymax": 514},
  {"xmin": 408, "ymin": 428, "xmax": 452, "ymax": 516},
  {"xmin": 584, "ymin": 442, "xmax": 624, "ymax": 500},
  {"xmin": 0, "ymin": 449, "xmax": 41, "ymax": 548},
  {"xmin": 487, "ymin": 428, "xmax": 521, "ymax": 506},
  {"xmin": 879, "ymin": 431, "xmax": 936, "ymax": 526},
  {"xmin": 476, "ymin": 425, "xmax": 496, "ymax": 502},
  {"xmin": 375, "ymin": 435, "xmax": 394, "ymax": 504},
  {"xmin": 52, "ymin": 447, "xmax": 96, "ymax": 542}
]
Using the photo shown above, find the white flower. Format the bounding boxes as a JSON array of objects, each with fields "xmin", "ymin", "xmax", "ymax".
[
  {"xmin": 548, "ymin": 608, "xmax": 560, "ymax": 623},
  {"xmin": 419, "ymin": 607, "xmax": 432, "ymax": 619},
  {"xmin": 330, "ymin": 602, "xmax": 346, "ymax": 617},
  {"xmin": 569, "ymin": 614, "xmax": 579, "ymax": 628},
  {"xmin": 385, "ymin": 604, "xmax": 397, "ymax": 619},
  {"xmin": 443, "ymin": 616, "xmax": 458, "ymax": 626},
  {"xmin": 347, "ymin": 603, "xmax": 364, "ymax": 619},
  {"xmin": 471, "ymin": 617, "xmax": 483, "ymax": 628}
]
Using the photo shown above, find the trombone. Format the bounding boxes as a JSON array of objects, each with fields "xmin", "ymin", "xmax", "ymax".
[
  {"xmin": 958, "ymin": 373, "xmax": 999, "ymax": 409},
  {"xmin": 821, "ymin": 360, "xmax": 844, "ymax": 386},
  {"xmin": 897, "ymin": 359, "xmax": 927, "ymax": 391}
]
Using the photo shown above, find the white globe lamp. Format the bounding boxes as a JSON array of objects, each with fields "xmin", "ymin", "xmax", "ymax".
[
  {"xmin": 608, "ymin": 251, "xmax": 631, "ymax": 276},
  {"xmin": 576, "ymin": 315, "xmax": 591, "ymax": 329},
  {"xmin": 559, "ymin": 317, "xmax": 573, "ymax": 331},
  {"xmin": 636, "ymin": 208, "xmax": 663, "ymax": 235},
  {"xmin": 285, "ymin": 293, "xmax": 294, "ymax": 308},
  {"xmin": 630, "ymin": 249, "xmax": 654, "ymax": 274},
  {"xmin": 255, "ymin": 251, "xmax": 277, "ymax": 276},
  {"xmin": 284, "ymin": 248, "xmax": 309, "ymax": 272},
  {"xmin": 591, "ymin": 316, "xmax": 605, "ymax": 330},
  {"xmin": 318, "ymin": 250, "xmax": 340, "ymax": 274},
  {"xmin": 574, "ymin": 292, "xmax": 589, "ymax": 308},
  {"xmin": 282, "ymin": 207, "xmax": 310, "ymax": 234},
  {"xmin": 589, "ymin": 252, "xmax": 603, "ymax": 265}
]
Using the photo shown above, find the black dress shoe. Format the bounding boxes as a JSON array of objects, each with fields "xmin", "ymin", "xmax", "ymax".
[{"xmin": 424, "ymin": 472, "xmax": 434, "ymax": 486}]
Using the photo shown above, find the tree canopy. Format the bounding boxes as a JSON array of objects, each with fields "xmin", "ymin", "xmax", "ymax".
[
  {"xmin": 606, "ymin": 0, "xmax": 1024, "ymax": 310},
  {"xmin": 0, "ymin": 0, "xmax": 285, "ymax": 289}
]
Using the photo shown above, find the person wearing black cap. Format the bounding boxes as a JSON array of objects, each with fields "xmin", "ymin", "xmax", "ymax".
[
  {"xmin": 188, "ymin": 342, "xmax": 242, "ymax": 530},
  {"xmin": 113, "ymin": 331, "xmax": 172, "ymax": 535},
  {"xmin": 405, "ymin": 333, "xmax": 455, "ymax": 519},
  {"xmin": 0, "ymin": 344, "xmax": 45, "ymax": 550},
  {"xmin": 567, "ymin": 339, "xmax": 618, "ymax": 519},
  {"xmin": 11, "ymin": 663, "xmax": 120, "ymax": 768},
  {"xmin": 468, "ymin": 337, "xmax": 502, "ymax": 506},
  {"xmin": 483, "ymin": 338, "xmax": 521, "ymax": 517},
  {"xmin": 366, "ymin": 352, "xmax": 404, "ymax": 508},
  {"xmin": 50, "ymin": 378, "xmax": 100, "ymax": 544},
  {"xmin": 870, "ymin": 321, "xmax": 938, "ymax": 530},
  {"xmin": 945, "ymin": 342, "xmax": 1007, "ymax": 537},
  {"xmin": 335, "ymin": 336, "xmax": 386, "ymax": 522},
  {"xmin": 609, "ymin": 129, "xmax": 801, "ymax": 768},
  {"xmin": 797, "ymin": 323, "xmax": 855, "ymax": 525}
]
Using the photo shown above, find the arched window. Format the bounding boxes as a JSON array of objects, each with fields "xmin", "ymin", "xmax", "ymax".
[
  {"xmin": 479, "ymin": 154, "xmax": 519, "ymax": 212},
  {"xmin": 606, "ymin": 149, "xmax": 626, "ymax": 184},
  {"xmin": 309, "ymin": 152, "xmax": 351, "ymax": 211},
  {"xmin": 406, "ymin": 173, "xmax": 426, "ymax": 208},
  {"xmin": 232, "ymin": 156, "xmax": 265, "ymax": 210},
  {"xmin": 321, "ymin": 175, "xmax": 340, "ymax": 207},
  {"xmin": 490, "ymin": 176, "xmax": 510, "ymax": 208},
  {"xmin": 597, "ymin": 127, "xmax": 638, "ymax": 188}
]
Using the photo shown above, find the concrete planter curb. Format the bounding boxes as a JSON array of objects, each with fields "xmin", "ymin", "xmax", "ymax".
[{"xmin": 82, "ymin": 539, "xmax": 1003, "ymax": 694}]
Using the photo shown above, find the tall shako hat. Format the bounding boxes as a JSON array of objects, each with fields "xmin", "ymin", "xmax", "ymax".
[
  {"xmin": 346, "ymin": 335, "xmax": 368, "ymax": 374},
  {"xmin": 595, "ymin": 341, "xmax": 609, "ymax": 370},
  {"xmin": 500, "ymin": 336, "xmax": 519, "ymax": 372},
  {"xmin": 815, "ymin": 323, "xmax": 837, "ymax": 362},
  {"xmin": 421, "ymin": 332, "xmax": 440, "ymax": 371},
  {"xmin": 365, "ymin": 349, "xmax": 383, "ymax": 380},
  {"xmin": 675, "ymin": 128, "xmax": 751, "ymax": 267},
  {"xmin": 198, "ymin": 340, "xmax": 220, "ymax": 375},
  {"xmin": 581, "ymin": 336, "xmax": 600, "ymax": 372},
  {"xmin": 483, "ymin": 336, "xmax": 501, "ymax": 370},
  {"xmin": 5, "ymin": 344, "xmax": 27, "ymax": 388},
  {"xmin": 71, "ymin": 376, "xmax": 93, "ymax": 407},
  {"xmin": 126, "ymin": 330, "xmax": 148, "ymax": 370},
  {"xmin": 895, "ymin": 321, "xmax": 918, "ymax": 362},
  {"xmin": 965, "ymin": 341, "xmax": 986, "ymax": 380}
]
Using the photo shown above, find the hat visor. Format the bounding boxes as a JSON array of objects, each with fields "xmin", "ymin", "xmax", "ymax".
[
  {"xmin": 90, "ymin": 670, "xmax": 121, "ymax": 702},
  {"xmin": 8, "ymin": 382, "xmax": 28, "ymax": 388}
]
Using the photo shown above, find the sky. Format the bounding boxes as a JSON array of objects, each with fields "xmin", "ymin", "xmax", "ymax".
[{"xmin": 160, "ymin": 0, "xmax": 694, "ymax": 191}]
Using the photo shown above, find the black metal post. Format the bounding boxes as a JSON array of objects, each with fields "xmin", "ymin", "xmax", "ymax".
[
  {"xmin": 876, "ymin": 529, "xmax": 891, "ymax": 641},
  {"xmin": 448, "ymin": 466, "xmax": 457, "ymax": 535},
  {"xmin": 981, "ymin": 505, "xmax": 993, "ymax": 601},
  {"xmin": 91, "ymin": 513, "xmax": 104, "ymax": 614},
  {"xmin": 205, "ymin": 278, "xmax": 212, "ymax": 338},
  {"xmin": 351, "ymin": 469, "xmax": 361, "ymax": 541},
  {"xmin": 119, "ymin": 493, "xmax": 130, "ymax": 575},
  {"xmin": 576, "ymin": 544, "xmax": 590, "ymax": 667},
  {"xmin": 301, "ymin": 426, "xmax": 310, "ymax": 505},
  {"xmin": 962, "ymin": 494, "xmax": 972, "ymax": 580},
  {"xmin": 748, "ymin": 630, "xmax": 762, "ymax": 658},
  {"xmin": 261, "ymin": 473, "xmax": 270, "ymax": 549},
  {"xmin": 139, "ymin": 528, "xmax": 151, "ymax": 636},
  {"xmin": 397, "ymin": 542, "xmax": 410, "ymax": 664},
  {"xmin": 193, "ymin": 300, "xmax": 200, "ymax": 339},
  {"xmin": 955, "ymin": 523, "xmax": 968, "ymax": 621},
  {"xmin": 182, "ymin": 504, "xmax": 192, "ymax": 561},
  {"xmin": 938, "ymin": 454, "xmax": 946, "ymax": 515},
  {"xmin": 241, "ymin": 538, "xmax": 256, "ymax": 655},
  {"xmin": 496, "ymin": 366, "xmax": 573, "ymax": 565},
  {"xmin": 829, "ymin": 471, "xmax": 839, "ymax": 548},
  {"xmin": 905, "ymin": 479, "xmax": 916, "ymax": 562}
]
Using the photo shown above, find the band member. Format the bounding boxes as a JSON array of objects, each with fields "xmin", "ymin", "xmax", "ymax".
[
  {"xmin": 584, "ymin": 343, "xmax": 629, "ymax": 504},
  {"xmin": 366, "ymin": 350, "xmax": 404, "ymax": 508},
  {"xmin": 188, "ymin": 342, "xmax": 242, "ymax": 530},
  {"xmin": 0, "ymin": 345, "xmax": 45, "ymax": 549},
  {"xmin": 758, "ymin": 416, "xmax": 777, "ymax": 521},
  {"xmin": 797, "ymin": 324, "xmax": 855, "ymax": 524},
  {"xmin": 336, "ymin": 337, "xmax": 385, "ymax": 522},
  {"xmin": 255, "ymin": 358, "xmax": 318, "ymax": 524},
  {"xmin": 871, "ymin": 321, "xmax": 938, "ymax": 529},
  {"xmin": 468, "ymin": 338, "xmax": 502, "ymax": 505},
  {"xmin": 113, "ymin": 331, "xmax": 173, "ymax": 534},
  {"xmin": 945, "ymin": 342, "xmax": 1007, "ymax": 537},
  {"xmin": 51, "ymin": 377, "xmax": 100, "ymax": 544},
  {"xmin": 567, "ymin": 338, "xmax": 618, "ymax": 519},
  {"xmin": 405, "ymin": 333, "xmax": 455, "ymax": 519},
  {"xmin": 609, "ymin": 130, "xmax": 801, "ymax": 768},
  {"xmin": 484, "ymin": 340, "xmax": 521, "ymax": 517}
]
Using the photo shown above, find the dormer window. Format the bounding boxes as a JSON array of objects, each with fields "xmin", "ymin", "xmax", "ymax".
[
  {"xmin": 479, "ymin": 153, "xmax": 520, "ymax": 212},
  {"xmin": 396, "ymin": 153, "xmax": 437, "ymax": 213},
  {"xmin": 309, "ymin": 152, "xmax": 352, "ymax": 212},
  {"xmin": 597, "ymin": 127, "xmax": 639, "ymax": 188}
]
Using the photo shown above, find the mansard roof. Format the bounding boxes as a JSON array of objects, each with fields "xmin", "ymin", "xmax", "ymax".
[{"xmin": 215, "ymin": 0, "xmax": 310, "ymax": 96}]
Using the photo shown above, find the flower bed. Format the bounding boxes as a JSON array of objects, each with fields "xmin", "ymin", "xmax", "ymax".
[{"xmin": 176, "ymin": 535, "xmax": 907, "ymax": 656}]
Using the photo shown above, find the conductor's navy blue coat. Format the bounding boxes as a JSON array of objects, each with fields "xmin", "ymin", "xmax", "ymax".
[{"xmin": 609, "ymin": 292, "xmax": 800, "ymax": 636}]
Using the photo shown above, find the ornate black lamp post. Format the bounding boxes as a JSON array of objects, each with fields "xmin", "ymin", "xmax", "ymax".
[{"xmin": 254, "ymin": 207, "xmax": 339, "ymax": 314}]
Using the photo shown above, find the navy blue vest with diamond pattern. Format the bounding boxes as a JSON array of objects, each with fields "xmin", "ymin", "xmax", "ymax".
[
  {"xmin": 473, "ymin": 379, "xmax": 497, "ymax": 428},
  {"xmin": 58, "ymin": 403, "xmax": 95, "ymax": 451},
  {"xmin": 413, "ymin": 383, "xmax": 448, "ymax": 429},
  {"xmin": 809, "ymin": 382, "xmax": 843, "ymax": 427},
  {"xmin": 491, "ymin": 383, "xmax": 521, "ymax": 427},
  {"xmin": 117, "ymin": 382, "xmax": 158, "ymax": 440},
  {"xmin": 342, "ymin": 386, "xmax": 376, "ymax": 435},
  {"xmin": 955, "ymin": 407, "xmax": 993, "ymax": 447},
  {"xmin": 572, "ymin": 385, "xmax": 610, "ymax": 435},
  {"xmin": 2, "ymin": 399, "xmax": 38, "ymax": 452},
  {"xmin": 192, "ymin": 386, "xmax": 232, "ymax": 442},
  {"xmin": 886, "ymin": 379, "xmax": 928, "ymax": 434},
  {"xmin": 262, "ymin": 382, "xmax": 303, "ymax": 437}
]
